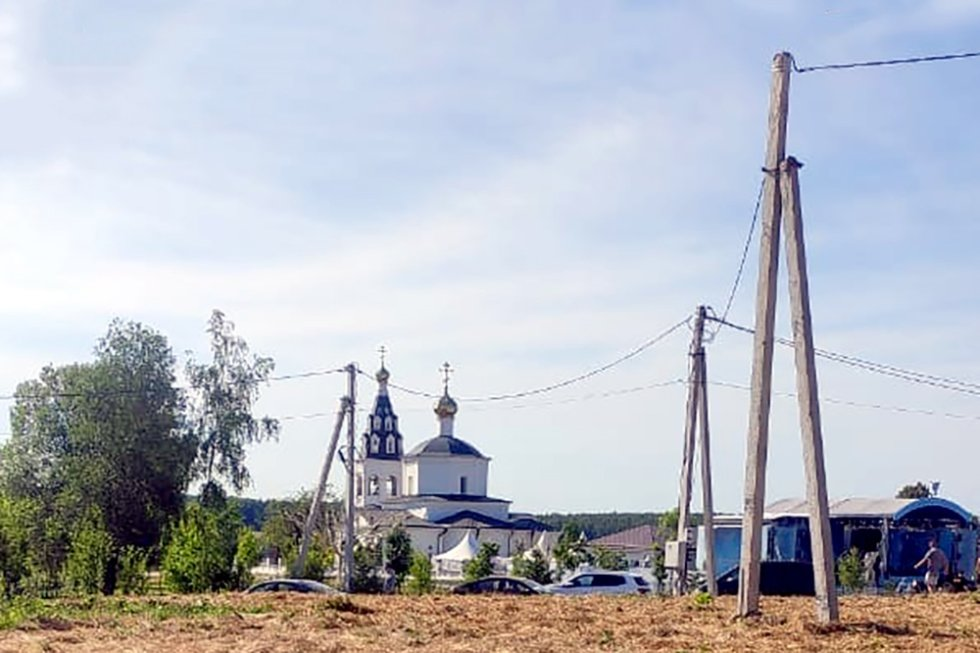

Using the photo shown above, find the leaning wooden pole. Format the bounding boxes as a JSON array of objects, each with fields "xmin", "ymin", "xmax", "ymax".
[
  {"xmin": 737, "ymin": 51, "xmax": 791, "ymax": 618},
  {"xmin": 674, "ymin": 306, "xmax": 705, "ymax": 594},
  {"xmin": 295, "ymin": 396, "xmax": 349, "ymax": 577},
  {"xmin": 697, "ymin": 338, "xmax": 717, "ymax": 596},
  {"xmin": 780, "ymin": 156, "xmax": 839, "ymax": 623}
]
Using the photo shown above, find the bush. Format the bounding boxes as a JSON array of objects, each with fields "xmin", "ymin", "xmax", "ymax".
[
  {"xmin": 403, "ymin": 552, "xmax": 434, "ymax": 595},
  {"xmin": 837, "ymin": 547, "xmax": 864, "ymax": 594},
  {"xmin": 62, "ymin": 508, "xmax": 114, "ymax": 595},
  {"xmin": 233, "ymin": 529, "xmax": 261, "ymax": 589},
  {"xmin": 116, "ymin": 546, "xmax": 148, "ymax": 595},
  {"xmin": 463, "ymin": 542, "xmax": 499, "ymax": 581},
  {"xmin": 162, "ymin": 504, "xmax": 242, "ymax": 592},
  {"xmin": 351, "ymin": 542, "xmax": 382, "ymax": 593},
  {"xmin": 511, "ymin": 548, "xmax": 552, "ymax": 585}
]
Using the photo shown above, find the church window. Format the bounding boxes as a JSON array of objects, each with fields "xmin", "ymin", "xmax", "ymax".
[
  {"xmin": 386, "ymin": 475, "xmax": 398, "ymax": 497},
  {"xmin": 370, "ymin": 434, "xmax": 380, "ymax": 453},
  {"xmin": 408, "ymin": 475, "xmax": 415, "ymax": 495},
  {"xmin": 369, "ymin": 476, "xmax": 379, "ymax": 495},
  {"xmin": 373, "ymin": 416, "xmax": 381, "ymax": 429},
  {"xmin": 356, "ymin": 474, "xmax": 363, "ymax": 497},
  {"xmin": 385, "ymin": 436, "xmax": 395, "ymax": 455},
  {"xmin": 459, "ymin": 476, "xmax": 468, "ymax": 495},
  {"xmin": 385, "ymin": 416, "xmax": 393, "ymax": 430}
]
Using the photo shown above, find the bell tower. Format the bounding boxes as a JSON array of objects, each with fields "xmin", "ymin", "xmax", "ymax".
[{"xmin": 355, "ymin": 347, "xmax": 404, "ymax": 508}]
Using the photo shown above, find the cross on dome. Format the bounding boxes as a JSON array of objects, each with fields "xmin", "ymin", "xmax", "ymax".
[{"xmin": 440, "ymin": 361, "xmax": 454, "ymax": 394}]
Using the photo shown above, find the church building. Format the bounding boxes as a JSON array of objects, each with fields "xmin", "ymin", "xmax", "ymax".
[{"xmin": 353, "ymin": 361, "xmax": 552, "ymax": 568}]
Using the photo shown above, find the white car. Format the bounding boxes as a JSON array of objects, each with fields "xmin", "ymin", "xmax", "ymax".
[{"xmin": 545, "ymin": 571, "xmax": 651, "ymax": 596}]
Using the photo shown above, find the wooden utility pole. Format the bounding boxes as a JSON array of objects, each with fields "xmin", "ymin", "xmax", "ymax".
[
  {"xmin": 674, "ymin": 307, "xmax": 703, "ymax": 594},
  {"xmin": 697, "ymin": 345, "xmax": 717, "ymax": 596},
  {"xmin": 737, "ymin": 52, "xmax": 838, "ymax": 624},
  {"xmin": 737, "ymin": 51, "xmax": 791, "ymax": 618},
  {"xmin": 295, "ymin": 396, "xmax": 349, "ymax": 577},
  {"xmin": 781, "ymin": 156, "xmax": 839, "ymax": 622},
  {"xmin": 343, "ymin": 363, "xmax": 357, "ymax": 593}
]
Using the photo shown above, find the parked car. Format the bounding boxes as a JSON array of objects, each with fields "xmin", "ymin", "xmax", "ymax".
[
  {"xmin": 452, "ymin": 576, "xmax": 546, "ymax": 595},
  {"xmin": 245, "ymin": 578, "xmax": 341, "ymax": 595},
  {"xmin": 546, "ymin": 571, "xmax": 651, "ymax": 596},
  {"xmin": 715, "ymin": 561, "xmax": 815, "ymax": 596}
]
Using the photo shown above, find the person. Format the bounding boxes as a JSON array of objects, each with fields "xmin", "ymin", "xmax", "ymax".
[{"xmin": 913, "ymin": 538, "xmax": 949, "ymax": 593}]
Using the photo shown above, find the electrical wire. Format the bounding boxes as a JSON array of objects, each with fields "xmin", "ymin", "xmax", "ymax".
[
  {"xmin": 709, "ymin": 379, "xmax": 980, "ymax": 422},
  {"xmin": 792, "ymin": 50, "xmax": 980, "ymax": 73},
  {"xmin": 708, "ymin": 317, "xmax": 980, "ymax": 398},
  {"xmin": 371, "ymin": 315, "xmax": 691, "ymax": 402},
  {"xmin": 0, "ymin": 366, "xmax": 348, "ymax": 402},
  {"xmin": 719, "ymin": 176, "xmax": 765, "ymax": 324}
]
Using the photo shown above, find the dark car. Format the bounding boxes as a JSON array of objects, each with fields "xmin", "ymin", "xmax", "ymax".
[
  {"xmin": 715, "ymin": 561, "xmax": 816, "ymax": 596},
  {"xmin": 452, "ymin": 576, "xmax": 545, "ymax": 595},
  {"xmin": 245, "ymin": 578, "xmax": 340, "ymax": 594}
]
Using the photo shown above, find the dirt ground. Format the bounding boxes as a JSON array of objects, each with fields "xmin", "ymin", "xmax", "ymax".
[{"xmin": 1, "ymin": 593, "xmax": 978, "ymax": 652}]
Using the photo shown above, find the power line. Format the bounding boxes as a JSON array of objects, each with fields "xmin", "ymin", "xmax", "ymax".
[
  {"xmin": 708, "ymin": 317, "xmax": 980, "ymax": 398},
  {"xmin": 371, "ymin": 316, "xmax": 691, "ymax": 402},
  {"xmin": 792, "ymin": 50, "xmax": 980, "ymax": 73},
  {"xmin": 719, "ymin": 176, "xmax": 765, "ymax": 324},
  {"xmin": 709, "ymin": 379, "xmax": 980, "ymax": 422},
  {"xmin": 0, "ymin": 366, "xmax": 348, "ymax": 402}
]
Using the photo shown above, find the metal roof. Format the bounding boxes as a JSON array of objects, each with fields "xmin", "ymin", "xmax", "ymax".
[
  {"xmin": 405, "ymin": 435, "xmax": 485, "ymax": 458},
  {"xmin": 765, "ymin": 497, "xmax": 974, "ymax": 522}
]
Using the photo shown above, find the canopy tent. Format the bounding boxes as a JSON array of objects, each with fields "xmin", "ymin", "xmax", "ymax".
[{"xmin": 433, "ymin": 530, "xmax": 479, "ymax": 578}]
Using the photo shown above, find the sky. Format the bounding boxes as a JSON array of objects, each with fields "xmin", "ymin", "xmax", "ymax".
[{"xmin": 1, "ymin": 0, "xmax": 979, "ymax": 515}]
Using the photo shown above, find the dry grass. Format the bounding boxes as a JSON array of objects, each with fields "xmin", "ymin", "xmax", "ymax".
[{"xmin": 0, "ymin": 592, "xmax": 978, "ymax": 652}]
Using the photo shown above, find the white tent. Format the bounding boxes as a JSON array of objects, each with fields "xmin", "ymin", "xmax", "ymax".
[{"xmin": 433, "ymin": 530, "xmax": 479, "ymax": 578}]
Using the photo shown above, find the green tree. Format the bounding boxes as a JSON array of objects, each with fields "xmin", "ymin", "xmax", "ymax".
[
  {"xmin": 186, "ymin": 310, "xmax": 279, "ymax": 495},
  {"xmin": 657, "ymin": 508, "xmax": 679, "ymax": 535},
  {"xmin": 351, "ymin": 541, "xmax": 383, "ymax": 593},
  {"xmin": 259, "ymin": 493, "xmax": 340, "ymax": 578},
  {"xmin": 0, "ymin": 497, "xmax": 35, "ymax": 596},
  {"xmin": 463, "ymin": 542, "xmax": 499, "ymax": 581},
  {"xmin": 161, "ymin": 503, "xmax": 243, "ymax": 593},
  {"xmin": 403, "ymin": 552, "xmax": 434, "ymax": 595},
  {"xmin": 233, "ymin": 529, "xmax": 262, "ymax": 589},
  {"xmin": 896, "ymin": 482, "xmax": 933, "ymax": 499},
  {"xmin": 62, "ymin": 507, "xmax": 115, "ymax": 595},
  {"xmin": 1, "ymin": 319, "xmax": 195, "ymax": 578},
  {"xmin": 384, "ymin": 527, "xmax": 413, "ymax": 585},
  {"xmin": 511, "ymin": 547, "xmax": 552, "ymax": 584},
  {"xmin": 592, "ymin": 546, "xmax": 628, "ymax": 571},
  {"xmin": 552, "ymin": 523, "xmax": 592, "ymax": 573}
]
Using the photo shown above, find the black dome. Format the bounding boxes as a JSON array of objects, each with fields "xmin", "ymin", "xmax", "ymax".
[{"xmin": 406, "ymin": 435, "xmax": 483, "ymax": 457}]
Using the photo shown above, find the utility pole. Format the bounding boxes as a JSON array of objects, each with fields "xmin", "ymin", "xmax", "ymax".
[
  {"xmin": 781, "ymin": 156, "xmax": 839, "ymax": 622},
  {"xmin": 343, "ymin": 363, "xmax": 357, "ymax": 593},
  {"xmin": 674, "ymin": 306, "xmax": 706, "ymax": 595},
  {"xmin": 295, "ymin": 396, "xmax": 349, "ymax": 577},
  {"xmin": 737, "ymin": 51, "xmax": 791, "ymax": 618},
  {"xmin": 697, "ymin": 343, "xmax": 717, "ymax": 596},
  {"xmin": 736, "ymin": 52, "xmax": 838, "ymax": 624}
]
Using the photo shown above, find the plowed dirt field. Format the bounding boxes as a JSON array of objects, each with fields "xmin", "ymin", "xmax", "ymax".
[{"xmin": 1, "ymin": 593, "xmax": 978, "ymax": 652}]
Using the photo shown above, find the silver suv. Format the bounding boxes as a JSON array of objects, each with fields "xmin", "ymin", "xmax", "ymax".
[{"xmin": 545, "ymin": 571, "xmax": 651, "ymax": 595}]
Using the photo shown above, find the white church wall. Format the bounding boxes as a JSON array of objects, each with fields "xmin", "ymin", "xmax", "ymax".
[{"xmin": 413, "ymin": 456, "xmax": 489, "ymax": 497}]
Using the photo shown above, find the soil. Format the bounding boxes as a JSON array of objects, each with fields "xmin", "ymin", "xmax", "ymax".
[{"xmin": 1, "ymin": 593, "xmax": 978, "ymax": 652}]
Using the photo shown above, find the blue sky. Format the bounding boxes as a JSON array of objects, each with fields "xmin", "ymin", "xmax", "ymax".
[{"xmin": 1, "ymin": 1, "xmax": 979, "ymax": 514}]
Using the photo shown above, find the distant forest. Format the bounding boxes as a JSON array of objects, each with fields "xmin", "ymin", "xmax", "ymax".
[{"xmin": 231, "ymin": 499, "xmax": 685, "ymax": 540}]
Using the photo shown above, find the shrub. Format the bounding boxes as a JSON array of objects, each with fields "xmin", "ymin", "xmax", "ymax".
[
  {"xmin": 403, "ymin": 552, "xmax": 434, "ymax": 595},
  {"xmin": 837, "ymin": 547, "xmax": 864, "ymax": 594},
  {"xmin": 62, "ymin": 508, "xmax": 114, "ymax": 595},
  {"xmin": 116, "ymin": 546, "xmax": 148, "ymax": 595}
]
